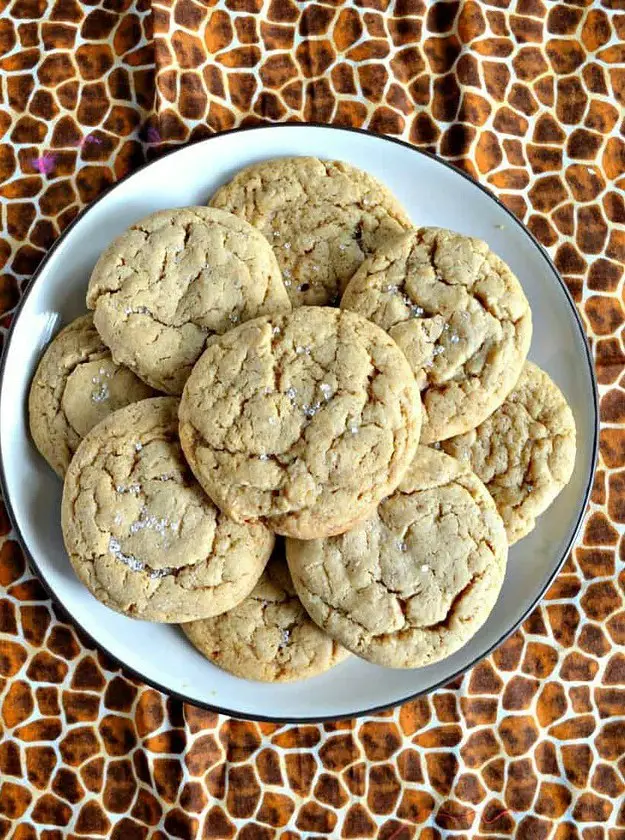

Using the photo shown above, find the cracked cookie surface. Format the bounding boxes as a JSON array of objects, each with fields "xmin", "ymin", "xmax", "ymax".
[
  {"xmin": 179, "ymin": 307, "xmax": 421, "ymax": 539},
  {"xmin": 341, "ymin": 227, "xmax": 532, "ymax": 443},
  {"xmin": 61, "ymin": 397, "xmax": 274, "ymax": 622},
  {"xmin": 182, "ymin": 547, "xmax": 348, "ymax": 682},
  {"xmin": 209, "ymin": 157, "xmax": 412, "ymax": 308},
  {"xmin": 286, "ymin": 447, "xmax": 508, "ymax": 669},
  {"xmin": 442, "ymin": 362, "xmax": 576, "ymax": 544},
  {"xmin": 86, "ymin": 207, "xmax": 291, "ymax": 395},
  {"xmin": 29, "ymin": 314, "xmax": 155, "ymax": 477}
]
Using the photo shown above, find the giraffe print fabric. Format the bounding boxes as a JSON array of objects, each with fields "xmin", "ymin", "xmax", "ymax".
[{"xmin": 1, "ymin": 0, "xmax": 625, "ymax": 837}]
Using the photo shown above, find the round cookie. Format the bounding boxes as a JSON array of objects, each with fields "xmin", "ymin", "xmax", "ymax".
[
  {"xmin": 442, "ymin": 362, "xmax": 576, "ymax": 544},
  {"xmin": 286, "ymin": 447, "xmax": 508, "ymax": 669},
  {"xmin": 179, "ymin": 307, "xmax": 421, "ymax": 539},
  {"xmin": 29, "ymin": 314, "xmax": 155, "ymax": 477},
  {"xmin": 341, "ymin": 227, "xmax": 532, "ymax": 443},
  {"xmin": 209, "ymin": 156, "xmax": 412, "ymax": 308},
  {"xmin": 182, "ymin": 548, "xmax": 349, "ymax": 682},
  {"xmin": 86, "ymin": 207, "xmax": 291, "ymax": 395},
  {"xmin": 61, "ymin": 397, "xmax": 274, "ymax": 622}
]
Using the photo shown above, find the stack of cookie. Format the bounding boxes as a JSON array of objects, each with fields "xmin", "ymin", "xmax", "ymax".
[{"xmin": 28, "ymin": 157, "xmax": 576, "ymax": 683}]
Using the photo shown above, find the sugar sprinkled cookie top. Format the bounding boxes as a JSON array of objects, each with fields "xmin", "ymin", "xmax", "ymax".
[
  {"xmin": 286, "ymin": 447, "xmax": 508, "ymax": 669},
  {"xmin": 61, "ymin": 397, "xmax": 274, "ymax": 622},
  {"xmin": 442, "ymin": 362, "xmax": 576, "ymax": 543},
  {"xmin": 182, "ymin": 548, "xmax": 348, "ymax": 682},
  {"xmin": 210, "ymin": 157, "xmax": 412, "ymax": 308},
  {"xmin": 87, "ymin": 207, "xmax": 291, "ymax": 395},
  {"xmin": 341, "ymin": 227, "xmax": 532, "ymax": 443},
  {"xmin": 28, "ymin": 314, "xmax": 155, "ymax": 477},
  {"xmin": 179, "ymin": 307, "xmax": 421, "ymax": 539}
]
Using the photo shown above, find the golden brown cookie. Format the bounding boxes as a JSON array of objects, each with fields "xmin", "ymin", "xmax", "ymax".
[
  {"xmin": 61, "ymin": 398, "xmax": 274, "ymax": 622},
  {"xmin": 442, "ymin": 362, "xmax": 576, "ymax": 544},
  {"xmin": 286, "ymin": 447, "xmax": 508, "ymax": 669},
  {"xmin": 86, "ymin": 207, "xmax": 291, "ymax": 395},
  {"xmin": 182, "ymin": 547, "xmax": 348, "ymax": 682},
  {"xmin": 209, "ymin": 157, "xmax": 412, "ymax": 307},
  {"xmin": 341, "ymin": 227, "xmax": 532, "ymax": 443},
  {"xmin": 179, "ymin": 307, "xmax": 421, "ymax": 539},
  {"xmin": 29, "ymin": 314, "xmax": 155, "ymax": 477}
]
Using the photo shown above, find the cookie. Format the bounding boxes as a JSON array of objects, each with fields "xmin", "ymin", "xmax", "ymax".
[
  {"xmin": 286, "ymin": 447, "xmax": 508, "ymax": 669},
  {"xmin": 341, "ymin": 227, "xmax": 532, "ymax": 443},
  {"xmin": 29, "ymin": 314, "xmax": 155, "ymax": 477},
  {"xmin": 86, "ymin": 207, "xmax": 291, "ymax": 395},
  {"xmin": 209, "ymin": 157, "xmax": 412, "ymax": 308},
  {"xmin": 61, "ymin": 397, "xmax": 274, "ymax": 622},
  {"xmin": 179, "ymin": 307, "xmax": 421, "ymax": 539},
  {"xmin": 442, "ymin": 362, "xmax": 576, "ymax": 544},
  {"xmin": 182, "ymin": 547, "xmax": 348, "ymax": 682}
]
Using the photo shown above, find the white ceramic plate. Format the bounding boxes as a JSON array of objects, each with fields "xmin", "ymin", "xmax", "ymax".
[{"xmin": 0, "ymin": 125, "xmax": 597, "ymax": 721}]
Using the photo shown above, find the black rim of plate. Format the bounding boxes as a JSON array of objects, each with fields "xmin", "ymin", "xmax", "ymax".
[{"xmin": 0, "ymin": 123, "xmax": 599, "ymax": 723}]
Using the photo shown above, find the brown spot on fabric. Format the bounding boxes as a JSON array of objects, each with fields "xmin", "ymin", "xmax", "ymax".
[
  {"xmin": 99, "ymin": 714, "xmax": 136, "ymax": 756},
  {"xmin": 591, "ymin": 764, "xmax": 624, "ymax": 798},
  {"xmin": 285, "ymin": 753, "xmax": 317, "ymax": 797},
  {"xmin": 319, "ymin": 733, "xmax": 360, "ymax": 771},
  {"xmin": 104, "ymin": 676, "xmax": 138, "ymax": 713},
  {"xmin": 0, "ymin": 740, "xmax": 22, "ymax": 778},
  {"xmin": 366, "ymin": 764, "xmax": 401, "ymax": 815},
  {"xmin": 295, "ymin": 801, "xmax": 337, "ymax": 834},
  {"xmin": 26, "ymin": 651, "xmax": 68, "ymax": 683},
  {"xmin": 522, "ymin": 641, "xmax": 558, "ymax": 678},
  {"xmin": 343, "ymin": 760, "xmax": 366, "ymax": 797},
  {"xmin": 596, "ymin": 721, "xmax": 625, "ymax": 761},
  {"xmin": 256, "ymin": 791, "xmax": 295, "ymax": 826},
  {"xmin": 550, "ymin": 715, "xmax": 596, "ymax": 741},
  {"xmin": 546, "ymin": 604, "xmax": 580, "ymax": 648},
  {"xmin": 131, "ymin": 788, "xmax": 162, "ymax": 827},
  {"xmin": 603, "ymin": 652, "xmax": 625, "ymax": 684},
  {"xmin": 256, "ymin": 748, "xmax": 282, "ymax": 785},
  {"xmin": 70, "ymin": 656, "xmax": 106, "ymax": 691},
  {"xmin": 358, "ymin": 722, "xmax": 402, "ymax": 761},
  {"xmin": 505, "ymin": 758, "xmax": 537, "ymax": 811},
  {"xmin": 2, "ymin": 680, "xmax": 34, "ymax": 727},
  {"xmin": 75, "ymin": 800, "xmax": 111, "ymax": 835},
  {"xmin": 51, "ymin": 766, "xmax": 84, "ymax": 804},
  {"xmin": 395, "ymin": 790, "xmax": 435, "ymax": 824},
  {"xmin": 25, "ymin": 745, "xmax": 57, "ymax": 789},
  {"xmin": 460, "ymin": 697, "xmax": 498, "ymax": 727},
  {"xmin": 225, "ymin": 765, "xmax": 260, "ymax": 819},
  {"xmin": 30, "ymin": 793, "xmax": 72, "ymax": 826},
  {"xmin": 0, "ymin": 781, "xmax": 32, "ymax": 819},
  {"xmin": 469, "ymin": 660, "xmax": 504, "ymax": 694},
  {"xmin": 395, "ymin": 749, "xmax": 423, "ymax": 784},
  {"xmin": 535, "ymin": 781, "xmax": 573, "ymax": 818},
  {"xmin": 581, "ymin": 580, "xmax": 622, "ymax": 620},
  {"xmin": 503, "ymin": 676, "xmax": 540, "ymax": 711},
  {"xmin": 455, "ymin": 772, "xmax": 486, "ymax": 804},
  {"xmin": 572, "ymin": 793, "xmax": 613, "ymax": 823},
  {"xmin": 460, "ymin": 729, "xmax": 500, "ymax": 767},
  {"xmin": 499, "ymin": 715, "xmax": 539, "ymax": 756},
  {"xmin": 152, "ymin": 758, "xmax": 183, "ymax": 804},
  {"xmin": 569, "ymin": 685, "xmax": 592, "ymax": 714},
  {"xmin": 425, "ymin": 752, "xmax": 458, "ymax": 797}
]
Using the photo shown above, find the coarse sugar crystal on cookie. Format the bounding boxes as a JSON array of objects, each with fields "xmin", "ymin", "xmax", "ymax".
[
  {"xmin": 86, "ymin": 207, "xmax": 291, "ymax": 396},
  {"xmin": 341, "ymin": 227, "xmax": 532, "ymax": 443},
  {"xmin": 442, "ymin": 362, "xmax": 576, "ymax": 544},
  {"xmin": 209, "ymin": 156, "xmax": 412, "ymax": 308},
  {"xmin": 182, "ymin": 546, "xmax": 349, "ymax": 682},
  {"xmin": 29, "ymin": 314, "xmax": 156, "ymax": 477},
  {"xmin": 61, "ymin": 397, "xmax": 274, "ymax": 622},
  {"xmin": 179, "ymin": 307, "xmax": 421, "ymax": 539},
  {"xmin": 286, "ymin": 447, "xmax": 508, "ymax": 669}
]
